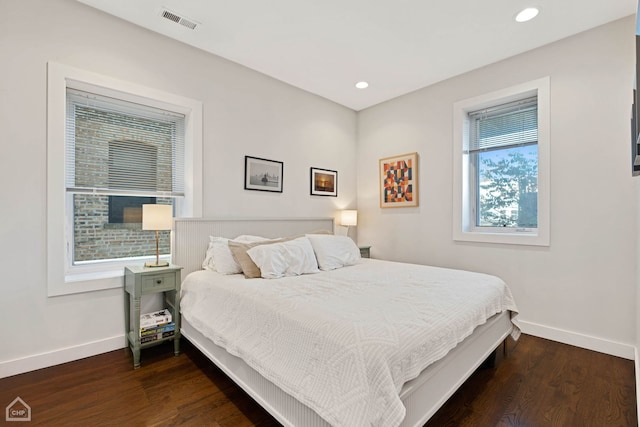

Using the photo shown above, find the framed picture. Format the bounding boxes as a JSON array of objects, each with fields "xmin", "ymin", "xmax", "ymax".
[
  {"xmin": 244, "ymin": 156, "xmax": 283, "ymax": 193},
  {"xmin": 310, "ymin": 167, "xmax": 337, "ymax": 197},
  {"xmin": 379, "ymin": 152, "xmax": 418, "ymax": 208}
]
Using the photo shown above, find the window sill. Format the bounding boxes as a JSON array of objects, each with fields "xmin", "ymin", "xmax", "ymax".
[
  {"xmin": 47, "ymin": 255, "xmax": 171, "ymax": 297},
  {"xmin": 453, "ymin": 229, "xmax": 549, "ymax": 247},
  {"xmin": 47, "ymin": 272, "xmax": 124, "ymax": 297}
]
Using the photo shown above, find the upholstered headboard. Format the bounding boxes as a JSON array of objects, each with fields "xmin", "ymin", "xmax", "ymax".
[{"xmin": 172, "ymin": 217, "xmax": 335, "ymax": 277}]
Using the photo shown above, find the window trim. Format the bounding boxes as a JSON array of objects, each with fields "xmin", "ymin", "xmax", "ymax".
[
  {"xmin": 452, "ymin": 77, "xmax": 550, "ymax": 246},
  {"xmin": 47, "ymin": 62, "xmax": 203, "ymax": 296}
]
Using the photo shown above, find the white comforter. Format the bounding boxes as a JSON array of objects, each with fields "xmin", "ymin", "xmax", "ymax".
[{"xmin": 180, "ymin": 259, "xmax": 519, "ymax": 427}]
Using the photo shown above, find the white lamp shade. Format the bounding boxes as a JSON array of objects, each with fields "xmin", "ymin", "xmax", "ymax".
[
  {"xmin": 142, "ymin": 204, "xmax": 173, "ymax": 231},
  {"xmin": 341, "ymin": 210, "xmax": 358, "ymax": 227}
]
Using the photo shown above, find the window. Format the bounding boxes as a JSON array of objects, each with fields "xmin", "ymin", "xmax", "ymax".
[
  {"xmin": 470, "ymin": 96, "xmax": 538, "ymax": 229},
  {"xmin": 66, "ymin": 89, "xmax": 183, "ymax": 264},
  {"xmin": 47, "ymin": 62, "xmax": 202, "ymax": 296},
  {"xmin": 453, "ymin": 77, "xmax": 549, "ymax": 246}
]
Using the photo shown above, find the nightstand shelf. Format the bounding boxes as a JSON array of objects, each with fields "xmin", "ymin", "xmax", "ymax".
[{"xmin": 124, "ymin": 264, "xmax": 182, "ymax": 368}]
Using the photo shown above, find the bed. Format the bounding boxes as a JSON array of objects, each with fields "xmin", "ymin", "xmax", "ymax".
[{"xmin": 172, "ymin": 217, "xmax": 519, "ymax": 427}]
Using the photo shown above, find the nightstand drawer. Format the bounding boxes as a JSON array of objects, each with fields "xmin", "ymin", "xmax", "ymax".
[{"xmin": 142, "ymin": 274, "xmax": 176, "ymax": 292}]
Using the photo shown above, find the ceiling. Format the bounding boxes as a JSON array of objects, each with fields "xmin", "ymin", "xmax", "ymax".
[{"xmin": 76, "ymin": 0, "xmax": 636, "ymax": 111}]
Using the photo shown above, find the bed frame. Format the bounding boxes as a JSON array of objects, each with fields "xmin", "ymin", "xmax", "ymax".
[{"xmin": 172, "ymin": 217, "xmax": 513, "ymax": 427}]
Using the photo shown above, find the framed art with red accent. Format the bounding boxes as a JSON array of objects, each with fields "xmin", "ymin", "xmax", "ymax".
[{"xmin": 379, "ymin": 152, "xmax": 418, "ymax": 208}]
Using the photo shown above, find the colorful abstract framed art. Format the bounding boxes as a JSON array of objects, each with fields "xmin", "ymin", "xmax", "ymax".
[
  {"xmin": 310, "ymin": 167, "xmax": 337, "ymax": 197},
  {"xmin": 379, "ymin": 152, "xmax": 418, "ymax": 208},
  {"xmin": 244, "ymin": 156, "xmax": 283, "ymax": 193}
]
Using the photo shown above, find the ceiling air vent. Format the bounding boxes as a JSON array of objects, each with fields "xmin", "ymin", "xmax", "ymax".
[{"xmin": 161, "ymin": 9, "xmax": 198, "ymax": 30}]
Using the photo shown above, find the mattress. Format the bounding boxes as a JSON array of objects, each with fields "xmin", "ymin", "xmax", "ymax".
[{"xmin": 180, "ymin": 258, "xmax": 519, "ymax": 427}]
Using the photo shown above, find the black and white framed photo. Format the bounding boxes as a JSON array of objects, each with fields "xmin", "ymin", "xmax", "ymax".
[
  {"xmin": 244, "ymin": 156, "xmax": 283, "ymax": 192},
  {"xmin": 310, "ymin": 167, "xmax": 337, "ymax": 197}
]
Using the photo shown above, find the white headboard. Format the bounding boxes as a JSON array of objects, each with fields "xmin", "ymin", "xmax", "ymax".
[{"xmin": 172, "ymin": 217, "xmax": 335, "ymax": 277}]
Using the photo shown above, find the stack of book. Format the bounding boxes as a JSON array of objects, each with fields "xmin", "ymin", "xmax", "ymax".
[{"xmin": 140, "ymin": 309, "xmax": 175, "ymax": 344}]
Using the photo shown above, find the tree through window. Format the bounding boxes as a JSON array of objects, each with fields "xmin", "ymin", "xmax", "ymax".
[{"xmin": 469, "ymin": 96, "xmax": 538, "ymax": 230}]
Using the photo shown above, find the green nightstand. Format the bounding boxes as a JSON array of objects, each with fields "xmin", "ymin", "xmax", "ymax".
[
  {"xmin": 124, "ymin": 264, "xmax": 182, "ymax": 368},
  {"xmin": 359, "ymin": 246, "xmax": 371, "ymax": 258}
]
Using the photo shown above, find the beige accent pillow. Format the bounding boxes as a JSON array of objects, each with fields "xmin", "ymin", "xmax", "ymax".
[{"xmin": 229, "ymin": 238, "xmax": 285, "ymax": 278}]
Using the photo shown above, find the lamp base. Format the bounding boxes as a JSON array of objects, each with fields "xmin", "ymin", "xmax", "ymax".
[{"xmin": 144, "ymin": 261, "xmax": 169, "ymax": 268}]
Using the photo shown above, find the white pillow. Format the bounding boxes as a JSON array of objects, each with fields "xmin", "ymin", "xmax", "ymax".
[
  {"xmin": 211, "ymin": 237, "xmax": 243, "ymax": 274},
  {"xmin": 247, "ymin": 237, "xmax": 319, "ymax": 279},
  {"xmin": 202, "ymin": 236, "xmax": 218, "ymax": 271},
  {"xmin": 202, "ymin": 235, "xmax": 268, "ymax": 273},
  {"xmin": 305, "ymin": 234, "xmax": 361, "ymax": 271}
]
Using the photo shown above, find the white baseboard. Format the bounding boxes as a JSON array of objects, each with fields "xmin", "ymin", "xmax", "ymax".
[
  {"xmin": 0, "ymin": 335, "xmax": 125, "ymax": 379},
  {"xmin": 518, "ymin": 320, "xmax": 635, "ymax": 360}
]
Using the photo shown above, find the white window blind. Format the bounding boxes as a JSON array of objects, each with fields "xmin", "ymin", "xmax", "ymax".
[
  {"xmin": 468, "ymin": 96, "xmax": 537, "ymax": 153},
  {"xmin": 65, "ymin": 88, "xmax": 185, "ymax": 198},
  {"xmin": 108, "ymin": 140, "xmax": 158, "ymax": 192}
]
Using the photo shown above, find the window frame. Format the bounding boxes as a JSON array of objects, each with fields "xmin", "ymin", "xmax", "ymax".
[
  {"xmin": 47, "ymin": 62, "xmax": 202, "ymax": 296},
  {"xmin": 452, "ymin": 77, "xmax": 550, "ymax": 246}
]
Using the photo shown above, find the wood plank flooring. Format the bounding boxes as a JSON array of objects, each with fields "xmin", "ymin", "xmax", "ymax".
[
  {"xmin": 0, "ymin": 334, "xmax": 636, "ymax": 426},
  {"xmin": 425, "ymin": 335, "xmax": 636, "ymax": 427}
]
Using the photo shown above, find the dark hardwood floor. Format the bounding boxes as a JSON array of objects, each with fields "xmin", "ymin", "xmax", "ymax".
[
  {"xmin": 0, "ymin": 334, "xmax": 636, "ymax": 426},
  {"xmin": 425, "ymin": 335, "xmax": 636, "ymax": 427}
]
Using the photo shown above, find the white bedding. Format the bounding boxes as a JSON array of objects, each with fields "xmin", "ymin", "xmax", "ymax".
[{"xmin": 180, "ymin": 258, "xmax": 519, "ymax": 427}]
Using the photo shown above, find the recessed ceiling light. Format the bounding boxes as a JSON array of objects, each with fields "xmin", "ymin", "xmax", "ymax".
[
  {"xmin": 515, "ymin": 7, "xmax": 539, "ymax": 23},
  {"xmin": 355, "ymin": 81, "xmax": 369, "ymax": 89}
]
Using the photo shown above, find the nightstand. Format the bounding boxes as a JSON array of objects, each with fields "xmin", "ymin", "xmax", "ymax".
[
  {"xmin": 359, "ymin": 246, "xmax": 371, "ymax": 258},
  {"xmin": 124, "ymin": 265, "xmax": 182, "ymax": 368}
]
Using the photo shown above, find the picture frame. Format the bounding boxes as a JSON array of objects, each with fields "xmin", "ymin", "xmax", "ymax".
[
  {"xmin": 244, "ymin": 156, "xmax": 283, "ymax": 193},
  {"xmin": 379, "ymin": 152, "xmax": 418, "ymax": 208},
  {"xmin": 310, "ymin": 167, "xmax": 337, "ymax": 197}
]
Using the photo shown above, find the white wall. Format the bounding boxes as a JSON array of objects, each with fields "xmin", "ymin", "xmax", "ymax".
[
  {"xmin": 0, "ymin": 0, "xmax": 356, "ymax": 377},
  {"xmin": 357, "ymin": 16, "xmax": 637, "ymax": 358}
]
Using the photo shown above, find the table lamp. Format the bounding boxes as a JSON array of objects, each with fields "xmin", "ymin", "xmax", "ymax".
[
  {"xmin": 341, "ymin": 210, "xmax": 358, "ymax": 235},
  {"xmin": 142, "ymin": 204, "xmax": 172, "ymax": 267}
]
